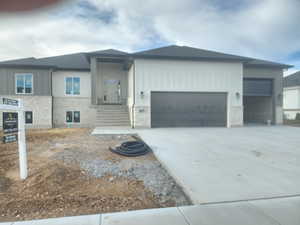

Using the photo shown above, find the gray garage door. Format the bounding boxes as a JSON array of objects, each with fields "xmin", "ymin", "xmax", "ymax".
[
  {"xmin": 243, "ymin": 78, "xmax": 273, "ymax": 96},
  {"xmin": 151, "ymin": 92, "xmax": 227, "ymax": 128}
]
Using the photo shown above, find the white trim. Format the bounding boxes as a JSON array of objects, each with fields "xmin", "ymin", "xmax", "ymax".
[
  {"xmin": 64, "ymin": 76, "xmax": 80, "ymax": 96},
  {"xmin": 15, "ymin": 73, "xmax": 34, "ymax": 95},
  {"xmin": 0, "ymin": 97, "xmax": 28, "ymax": 180},
  {"xmin": 65, "ymin": 111, "xmax": 81, "ymax": 124}
]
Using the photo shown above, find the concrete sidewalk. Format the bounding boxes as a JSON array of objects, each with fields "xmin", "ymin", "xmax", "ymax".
[{"xmin": 2, "ymin": 196, "xmax": 299, "ymax": 225}]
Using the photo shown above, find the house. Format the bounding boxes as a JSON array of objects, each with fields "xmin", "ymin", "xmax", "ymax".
[
  {"xmin": 0, "ymin": 45, "xmax": 292, "ymax": 129},
  {"xmin": 283, "ymin": 71, "xmax": 300, "ymax": 120}
]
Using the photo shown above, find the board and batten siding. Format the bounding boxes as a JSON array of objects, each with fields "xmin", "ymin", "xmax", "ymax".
[
  {"xmin": 133, "ymin": 58, "xmax": 243, "ymax": 128},
  {"xmin": 243, "ymin": 66, "xmax": 284, "ymax": 124},
  {"xmin": 0, "ymin": 68, "xmax": 52, "ymax": 96}
]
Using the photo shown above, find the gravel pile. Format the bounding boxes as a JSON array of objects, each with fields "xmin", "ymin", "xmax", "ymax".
[{"xmin": 54, "ymin": 148, "xmax": 189, "ymax": 206}]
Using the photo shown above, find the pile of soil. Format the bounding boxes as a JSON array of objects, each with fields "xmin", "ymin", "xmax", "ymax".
[{"xmin": 0, "ymin": 129, "xmax": 190, "ymax": 222}]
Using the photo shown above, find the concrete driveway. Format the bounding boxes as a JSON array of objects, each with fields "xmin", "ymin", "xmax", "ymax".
[{"xmin": 138, "ymin": 126, "xmax": 300, "ymax": 204}]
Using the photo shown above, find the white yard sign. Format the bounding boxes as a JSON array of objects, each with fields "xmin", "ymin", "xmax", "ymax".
[{"xmin": 1, "ymin": 97, "xmax": 28, "ymax": 180}]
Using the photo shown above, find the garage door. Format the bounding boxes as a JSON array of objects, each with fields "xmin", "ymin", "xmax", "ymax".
[
  {"xmin": 243, "ymin": 78, "xmax": 273, "ymax": 96},
  {"xmin": 151, "ymin": 92, "xmax": 227, "ymax": 128}
]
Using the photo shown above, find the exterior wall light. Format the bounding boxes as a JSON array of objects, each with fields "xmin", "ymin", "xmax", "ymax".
[
  {"xmin": 236, "ymin": 92, "xmax": 240, "ymax": 99},
  {"xmin": 140, "ymin": 91, "xmax": 144, "ymax": 98}
]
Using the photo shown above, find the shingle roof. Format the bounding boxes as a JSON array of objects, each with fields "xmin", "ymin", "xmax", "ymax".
[
  {"xmin": 244, "ymin": 58, "xmax": 292, "ymax": 68},
  {"xmin": 87, "ymin": 49, "xmax": 128, "ymax": 57},
  {"xmin": 37, "ymin": 53, "xmax": 90, "ymax": 70},
  {"xmin": 284, "ymin": 71, "xmax": 300, "ymax": 88},
  {"xmin": 0, "ymin": 57, "xmax": 54, "ymax": 68},
  {"xmin": 0, "ymin": 45, "xmax": 292, "ymax": 70},
  {"xmin": 133, "ymin": 45, "xmax": 251, "ymax": 62}
]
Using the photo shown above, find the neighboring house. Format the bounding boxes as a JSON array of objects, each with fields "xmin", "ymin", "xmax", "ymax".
[
  {"xmin": 283, "ymin": 71, "xmax": 300, "ymax": 120},
  {"xmin": 0, "ymin": 45, "xmax": 292, "ymax": 129}
]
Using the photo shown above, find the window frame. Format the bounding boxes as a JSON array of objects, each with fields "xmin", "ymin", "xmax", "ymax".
[
  {"xmin": 65, "ymin": 77, "xmax": 80, "ymax": 96},
  {"xmin": 65, "ymin": 111, "xmax": 80, "ymax": 124},
  {"xmin": 15, "ymin": 73, "xmax": 34, "ymax": 95},
  {"xmin": 25, "ymin": 111, "xmax": 33, "ymax": 124}
]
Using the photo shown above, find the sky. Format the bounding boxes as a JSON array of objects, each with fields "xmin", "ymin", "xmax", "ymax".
[{"xmin": 0, "ymin": 0, "xmax": 299, "ymax": 75}]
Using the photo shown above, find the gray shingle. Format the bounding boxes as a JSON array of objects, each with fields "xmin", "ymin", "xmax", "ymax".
[
  {"xmin": 0, "ymin": 45, "xmax": 292, "ymax": 70},
  {"xmin": 284, "ymin": 71, "xmax": 300, "ymax": 87},
  {"xmin": 133, "ymin": 45, "xmax": 251, "ymax": 61}
]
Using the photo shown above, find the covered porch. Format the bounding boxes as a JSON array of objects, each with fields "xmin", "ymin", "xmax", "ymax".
[{"xmin": 90, "ymin": 54, "xmax": 132, "ymax": 105}]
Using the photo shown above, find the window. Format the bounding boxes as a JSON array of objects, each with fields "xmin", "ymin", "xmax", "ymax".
[
  {"xmin": 25, "ymin": 111, "xmax": 33, "ymax": 124},
  {"xmin": 66, "ymin": 111, "xmax": 80, "ymax": 123},
  {"xmin": 66, "ymin": 77, "xmax": 80, "ymax": 95},
  {"xmin": 16, "ymin": 74, "xmax": 33, "ymax": 94}
]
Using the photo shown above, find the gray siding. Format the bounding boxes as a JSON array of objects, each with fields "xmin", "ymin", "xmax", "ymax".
[
  {"xmin": 0, "ymin": 68, "xmax": 52, "ymax": 96},
  {"xmin": 243, "ymin": 66, "xmax": 284, "ymax": 124},
  {"xmin": 243, "ymin": 66, "xmax": 283, "ymax": 106}
]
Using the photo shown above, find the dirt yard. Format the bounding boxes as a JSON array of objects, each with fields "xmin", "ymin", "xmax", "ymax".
[{"xmin": 0, "ymin": 128, "xmax": 190, "ymax": 222}]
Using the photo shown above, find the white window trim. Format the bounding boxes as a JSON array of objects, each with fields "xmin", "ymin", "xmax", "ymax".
[
  {"xmin": 65, "ymin": 77, "xmax": 80, "ymax": 96},
  {"xmin": 15, "ymin": 73, "xmax": 34, "ymax": 95},
  {"xmin": 65, "ymin": 111, "xmax": 80, "ymax": 124}
]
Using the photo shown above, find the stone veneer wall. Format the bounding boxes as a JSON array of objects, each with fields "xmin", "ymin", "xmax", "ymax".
[
  {"xmin": 0, "ymin": 96, "xmax": 52, "ymax": 129},
  {"xmin": 53, "ymin": 97, "xmax": 96, "ymax": 128}
]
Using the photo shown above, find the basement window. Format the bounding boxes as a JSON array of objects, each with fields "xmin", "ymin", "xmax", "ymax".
[
  {"xmin": 66, "ymin": 111, "xmax": 80, "ymax": 123},
  {"xmin": 25, "ymin": 111, "xmax": 33, "ymax": 124}
]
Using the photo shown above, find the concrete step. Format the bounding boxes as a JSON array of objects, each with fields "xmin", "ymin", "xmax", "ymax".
[
  {"xmin": 97, "ymin": 115, "xmax": 129, "ymax": 119},
  {"xmin": 96, "ymin": 123, "xmax": 130, "ymax": 127},
  {"xmin": 96, "ymin": 105, "xmax": 130, "ymax": 127}
]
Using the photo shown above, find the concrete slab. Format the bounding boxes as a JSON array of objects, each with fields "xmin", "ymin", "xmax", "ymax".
[
  {"xmin": 179, "ymin": 202, "xmax": 280, "ymax": 225},
  {"xmin": 248, "ymin": 196, "xmax": 300, "ymax": 225},
  {"xmin": 101, "ymin": 207, "xmax": 189, "ymax": 225},
  {"xmin": 138, "ymin": 126, "xmax": 300, "ymax": 204},
  {"xmin": 13, "ymin": 214, "xmax": 101, "ymax": 225},
  {"xmin": 92, "ymin": 127, "xmax": 137, "ymax": 135}
]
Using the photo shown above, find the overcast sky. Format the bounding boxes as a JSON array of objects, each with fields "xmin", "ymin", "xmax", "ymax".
[{"xmin": 0, "ymin": 0, "xmax": 299, "ymax": 75}]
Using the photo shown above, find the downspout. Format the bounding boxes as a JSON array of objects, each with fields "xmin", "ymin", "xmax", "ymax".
[{"xmin": 131, "ymin": 62, "xmax": 136, "ymax": 128}]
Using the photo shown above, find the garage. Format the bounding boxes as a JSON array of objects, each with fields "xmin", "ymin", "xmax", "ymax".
[
  {"xmin": 243, "ymin": 78, "xmax": 274, "ymax": 124},
  {"xmin": 151, "ymin": 92, "xmax": 227, "ymax": 128}
]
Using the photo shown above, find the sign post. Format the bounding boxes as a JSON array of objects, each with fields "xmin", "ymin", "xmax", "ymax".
[{"xmin": 1, "ymin": 97, "xmax": 27, "ymax": 180}]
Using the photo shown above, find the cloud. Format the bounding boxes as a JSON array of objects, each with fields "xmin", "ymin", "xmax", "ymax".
[{"xmin": 0, "ymin": 0, "xmax": 299, "ymax": 74}]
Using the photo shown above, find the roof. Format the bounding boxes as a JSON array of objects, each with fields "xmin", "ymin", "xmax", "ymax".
[
  {"xmin": 87, "ymin": 49, "xmax": 128, "ymax": 57},
  {"xmin": 0, "ymin": 45, "xmax": 292, "ymax": 70},
  {"xmin": 284, "ymin": 71, "xmax": 300, "ymax": 88},
  {"xmin": 133, "ymin": 45, "xmax": 251, "ymax": 62},
  {"xmin": 244, "ymin": 58, "xmax": 292, "ymax": 68},
  {"xmin": 37, "ymin": 53, "xmax": 90, "ymax": 70},
  {"xmin": 0, "ymin": 57, "xmax": 54, "ymax": 68}
]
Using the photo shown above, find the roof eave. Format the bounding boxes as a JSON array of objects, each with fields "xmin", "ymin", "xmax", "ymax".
[{"xmin": 244, "ymin": 63, "xmax": 293, "ymax": 69}]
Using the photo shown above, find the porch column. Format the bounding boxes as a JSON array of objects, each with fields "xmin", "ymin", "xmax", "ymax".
[{"xmin": 91, "ymin": 57, "xmax": 98, "ymax": 105}]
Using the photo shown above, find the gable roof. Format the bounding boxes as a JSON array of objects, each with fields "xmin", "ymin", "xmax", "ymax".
[
  {"xmin": 284, "ymin": 71, "xmax": 300, "ymax": 88},
  {"xmin": 0, "ymin": 45, "xmax": 292, "ymax": 70}
]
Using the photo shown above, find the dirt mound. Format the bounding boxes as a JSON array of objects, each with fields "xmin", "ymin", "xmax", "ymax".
[
  {"xmin": 0, "ymin": 176, "xmax": 11, "ymax": 192},
  {"xmin": 21, "ymin": 163, "xmax": 84, "ymax": 196}
]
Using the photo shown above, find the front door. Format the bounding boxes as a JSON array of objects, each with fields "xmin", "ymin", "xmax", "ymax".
[{"xmin": 103, "ymin": 79, "xmax": 121, "ymax": 104}]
